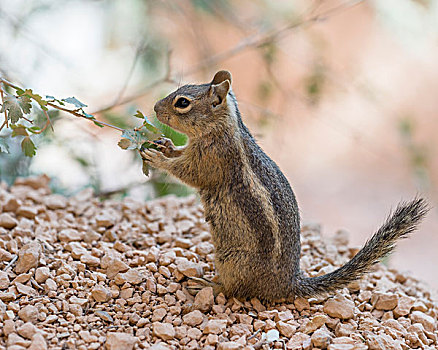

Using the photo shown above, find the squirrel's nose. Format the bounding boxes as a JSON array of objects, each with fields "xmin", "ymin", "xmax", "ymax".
[{"xmin": 153, "ymin": 103, "xmax": 159, "ymax": 114}]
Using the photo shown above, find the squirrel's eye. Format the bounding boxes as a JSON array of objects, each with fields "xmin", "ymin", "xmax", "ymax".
[{"xmin": 174, "ymin": 97, "xmax": 190, "ymax": 109}]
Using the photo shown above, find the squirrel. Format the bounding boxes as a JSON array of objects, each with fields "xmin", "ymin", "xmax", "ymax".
[{"xmin": 141, "ymin": 70, "xmax": 429, "ymax": 302}]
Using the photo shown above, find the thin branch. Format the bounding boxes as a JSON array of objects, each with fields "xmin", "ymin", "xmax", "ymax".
[
  {"xmin": 185, "ymin": 0, "xmax": 366, "ymax": 75},
  {"xmin": 92, "ymin": 48, "xmax": 175, "ymax": 114},
  {"xmin": 46, "ymin": 102, "xmax": 124, "ymax": 132},
  {"xmin": 31, "ymin": 109, "xmax": 53, "ymax": 134},
  {"xmin": 92, "ymin": 0, "xmax": 366, "ymax": 112},
  {"xmin": 112, "ymin": 39, "xmax": 149, "ymax": 107},
  {"xmin": 0, "ymin": 77, "xmax": 125, "ymax": 133},
  {"xmin": 0, "ymin": 83, "xmax": 8, "ymax": 130}
]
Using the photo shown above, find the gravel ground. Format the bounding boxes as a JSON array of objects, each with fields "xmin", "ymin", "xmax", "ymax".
[{"xmin": 0, "ymin": 175, "xmax": 437, "ymax": 350}]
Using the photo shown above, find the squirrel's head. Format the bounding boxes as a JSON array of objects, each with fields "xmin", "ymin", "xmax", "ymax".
[{"xmin": 154, "ymin": 70, "xmax": 233, "ymax": 137}]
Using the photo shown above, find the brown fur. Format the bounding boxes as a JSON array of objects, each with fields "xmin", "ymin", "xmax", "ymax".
[{"xmin": 141, "ymin": 70, "xmax": 429, "ymax": 301}]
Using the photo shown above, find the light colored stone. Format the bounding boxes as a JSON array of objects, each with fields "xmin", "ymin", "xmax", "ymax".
[
  {"xmin": 80, "ymin": 254, "xmax": 100, "ymax": 267},
  {"xmin": 312, "ymin": 328, "xmax": 333, "ymax": 348},
  {"xmin": 152, "ymin": 322, "xmax": 175, "ymax": 340},
  {"xmin": 3, "ymin": 195, "xmax": 21, "ymax": 212},
  {"xmin": 287, "ymin": 332, "xmax": 311, "ymax": 350},
  {"xmin": 175, "ymin": 257, "xmax": 203, "ymax": 278},
  {"xmin": 365, "ymin": 332, "xmax": 400, "ymax": 350},
  {"xmin": 375, "ymin": 293, "xmax": 398, "ymax": 311},
  {"xmin": 302, "ymin": 314, "xmax": 328, "ymax": 334},
  {"xmin": 148, "ymin": 343, "xmax": 172, "ymax": 350},
  {"xmin": 0, "ymin": 247, "xmax": 13, "ymax": 261},
  {"xmin": 0, "ymin": 213, "xmax": 18, "ymax": 229},
  {"xmin": 410, "ymin": 311, "xmax": 435, "ymax": 332},
  {"xmin": 70, "ymin": 296, "xmax": 88, "ymax": 306},
  {"xmin": 15, "ymin": 282, "xmax": 37, "ymax": 297},
  {"xmin": 105, "ymin": 332, "xmax": 138, "ymax": 350},
  {"xmin": 294, "ymin": 297, "xmax": 310, "ymax": 311},
  {"xmin": 16, "ymin": 206, "xmax": 37, "ymax": 219},
  {"xmin": 183, "ymin": 310, "xmax": 204, "ymax": 326},
  {"xmin": 151, "ymin": 308, "xmax": 166, "ymax": 322},
  {"xmin": 277, "ymin": 321, "xmax": 296, "ymax": 337},
  {"xmin": 79, "ymin": 330, "xmax": 98, "ymax": 343},
  {"xmin": 323, "ymin": 295, "xmax": 355, "ymax": 320},
  {"xmin": 328, "ymin": 344, "xmax": 355, "ymax": 350},
  {"xmin": 217, "ymin": 341, "xmax": 241, "ymax": 350},
  {"xmin": 91, "ymin": 285, "xmax": 112, "ymax": 302},
  {"xmin": 34, "ymin": 267, "xmax": 50, "ymax": 283},
  {"xmin": 0, "ymin": 270, "xmax": 10, "ymax": 289},
  {"xmin": 18, "ymin": 305, "xmax": 39, "ymax": 323},
  {"xmin": 96, "ymin": 212, "xmax": 115, "ymax": 227},
  {"xmin": 187, "ymin": 327, "xmax": 202, "ymax": 340},
  {"xmin": 250, "ymin": 298, "xmax": 266, "ymax": 312},
  {"xmin": 193, "ymin": 287, "xmax": 214, "ymax": 312},
  {"xmin": 203, "ymin": 319, "xmax": 227, "ymax": 334},
  {"xmin": 3, "ymin": 319, "xmax": 15, "ymax": 336},
  {"xmin": 95, "ymin": 310, "xmax": 114, "ymax": 322},
  {"xmin": 17, "ymin": 322, "xmax": 38, "ymax": 339},
  {"xmin": 393, "ymin": 296, "xmax": 415, "ymax": 317},
  {"xmin": 44, "ymin": 278, "xmax": 57, "ymax": 291},
  {"xmin": 14, "ymin": 175, "xmax": 50, "ymax": 190},
  {"xmin": 114, "ymin": 268, "xmax": 147, "ymax": 285},
  {"xmin": 58, "ymin": 228, "xmax": 84, "ymax": 242},
  {"xmin": 44, "ymin": 194, "xmax": 67, "ymax": 209},
  {"xmin": 7, "ymin": 333, "xmax": 30, "ymax": 347},
  {"xmin": 15, "ymin": 241, "xmax": 41, "ymax": 274}
]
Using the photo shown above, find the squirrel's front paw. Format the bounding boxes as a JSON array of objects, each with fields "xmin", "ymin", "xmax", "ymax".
[{"xmin": 140, "ymin": 149, "xmax": 170, "ymax": 170}]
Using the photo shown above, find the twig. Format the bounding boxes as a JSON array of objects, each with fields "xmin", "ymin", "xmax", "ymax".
[
  {"xmin": 92, "ymin": 48, "xmax": 175, "ymax": 114},
  {"xmin": 46, "ymin": 102, "xmax": 124, "ymax": 132},
  {"xmin": 184, "ymin": 0, "xmax": 366, "ymax": 75},
  {"xmin": 248, "ymin": 329, "xmax": 261, "ymax": 340},
  {"xmin": 4, "ymin": 254, "xmax": 18, "ymax": 271},
  {"xmin": 112, "ymin": 39, "xmax": 149, "ymax": 107},
  {"xmin": 0, "ymin": 77, "xmax": 125, "ymax": 133},
  {"xmin": 31, "ymin": 109, "xmax": 53, "ymax": 134},
  {"xmin": 0, "ymin": 83, "xmax": 8, "ymax": 131},
  {"xmin": 92, "ymin": 0, "xmax": 366, "ymax": 113}
]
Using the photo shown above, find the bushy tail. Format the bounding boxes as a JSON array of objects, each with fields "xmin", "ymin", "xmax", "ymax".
[{"xmin": 295, "ymin": 198, "xmax": 429, "ymax": 298}]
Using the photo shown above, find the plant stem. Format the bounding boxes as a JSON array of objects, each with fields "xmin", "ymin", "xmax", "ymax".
[{"xmin": 0, "ymin": 77, "xmax": 125, "ymax": 133}]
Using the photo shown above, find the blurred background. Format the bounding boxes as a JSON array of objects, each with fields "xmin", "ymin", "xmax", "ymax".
[{"xmin": 0, "ymin": 0, "xmax": 437, "ymax": 290}]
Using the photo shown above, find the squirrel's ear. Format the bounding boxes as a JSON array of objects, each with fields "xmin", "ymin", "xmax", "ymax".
[
  {"xmin": 209, "ymin": 80, "xmax": 230, "ymax": 108},
  {"xmin": 211, "ymin": 70, "xmax": 232, "ymax": 85}
]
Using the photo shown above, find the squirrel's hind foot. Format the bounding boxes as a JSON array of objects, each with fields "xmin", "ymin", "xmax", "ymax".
[{"xmin": 186, "ymin": 276, "xmax": 223, "ymax": 297}]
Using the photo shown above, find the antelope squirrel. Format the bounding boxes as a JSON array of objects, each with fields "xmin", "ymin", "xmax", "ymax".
[{"xmin": 141, "ymin": 70, "xmax": 428, "ymax": 302}]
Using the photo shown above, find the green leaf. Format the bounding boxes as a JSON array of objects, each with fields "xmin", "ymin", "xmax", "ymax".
[
  {"xmin": 93, "ymin": 121, "xmax": 104, "ymax": 128},
  {"xmin": 134, "ymin": 110, "xmax": 145, "ymax": 119},
  {"xmin": 142, "ymin": 121, "xmax": 161, "ymax": 134},
  {"xmin": 63, "ymin": 97, "xmax": 87, "ymax": 109},
  {"xmin": 0, "ymin": 138, "xmax": 10, "ymax": 154},
  {"xmin": 153, "ymin": 116, "xmax": 187, "ymax": 146},
  {"xmin": 21, "ymin": 136, "xmax": 36, "ymax": 157},
  {"xmin": 20, "ymin": 89, "xmax": 48, "ymax": 111},
  {"xmin": 28, "ymin": 126, "xmax": 42, "ymax": 134},
  {"xmin": 18, "ymin": 95, "xmax": 32, "ymax": 114},
  {"xmin": 0, "ymin": 94, "xmax": 32, "ymax": 123},
  {"xmin": 11, "ymin": 124, "xmax": 29, "ymax": 137}
]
